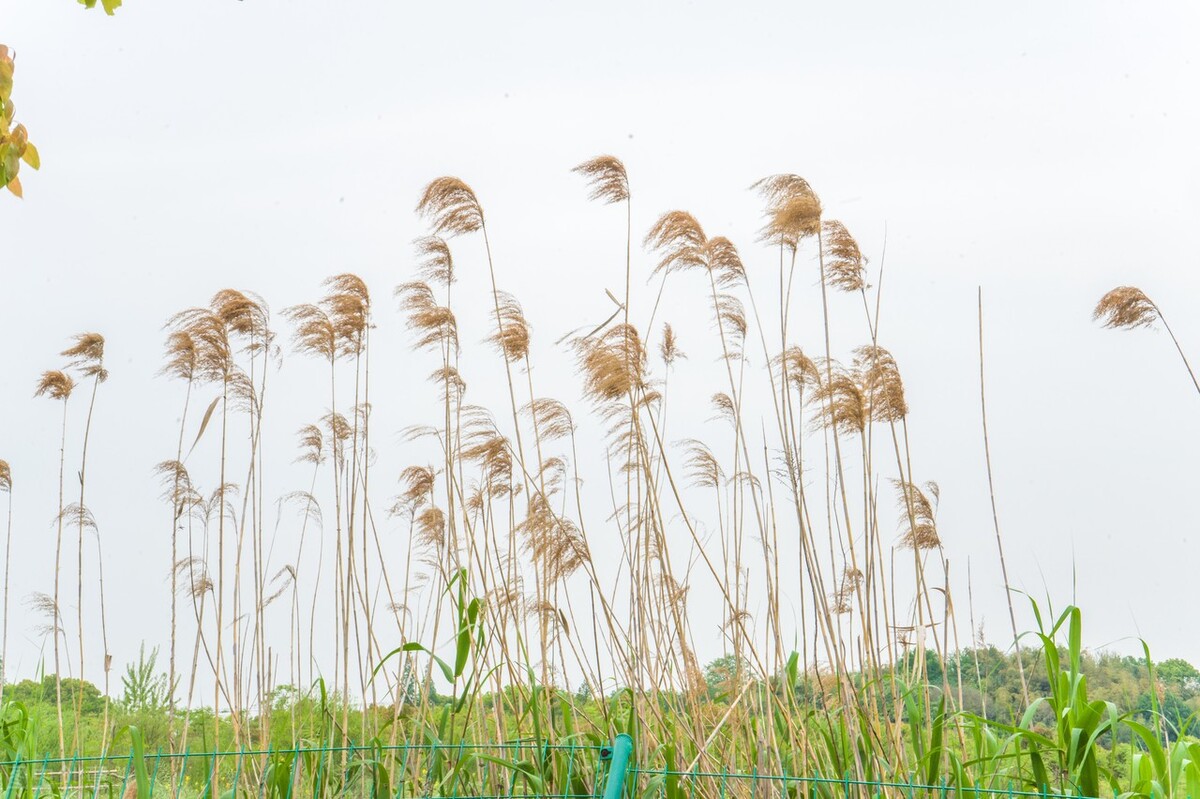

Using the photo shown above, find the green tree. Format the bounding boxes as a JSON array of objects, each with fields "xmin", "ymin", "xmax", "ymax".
[
  {"xmin": 120, "ymin": 644, "xmax": 171, "ymax": 713},
  {"xmin": 1158, "ymin": 658, "xmax": 1200, "ymax": 696},
  {"xmin": 703, "ymin": 654, "xmax": 749, "ymax": 701}
]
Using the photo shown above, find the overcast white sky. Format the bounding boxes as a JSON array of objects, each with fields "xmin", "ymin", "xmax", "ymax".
[{"xmin": 3, "ymin": 0, "xmax": 1200, "ymax": 691}]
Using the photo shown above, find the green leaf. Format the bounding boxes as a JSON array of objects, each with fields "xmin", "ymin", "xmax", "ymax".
[{"xmin": 21, "ymin": 142, "xmax": 38, "ymax": 170}]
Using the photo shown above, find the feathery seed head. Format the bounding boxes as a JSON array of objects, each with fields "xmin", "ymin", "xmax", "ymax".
[
  {"xmin": 644, "ymin": 211, "xmax": 707, "ymax": 276},
  {"xmin": 35, "ymin": 370, "xmax": 75, "ymax": 401},
  {"xmin": 398, "ymin": 465, "xmax": 436, "ymax": 511},
  {"xmin": 853, "ymin": 345, "xmax": 907, "ymax": 422},
  {"xmin": 396, "ymin": 281, "xmax": 459, "ymax": 353},
  {"xmin": 753, "ymin": 174, "xmax": 822, "ymax": 249},
  {"xmin": 415, "ymin": 507, "xmax": 446, "ymax": 552},
  {"xmin": 537, "ymin": 456, "xmax": 568, "ymax": 494},
  {"xmin": 681, "ymin": 439, "xmax": 723, "ymax": 489},
  {"xmin": 517, "ymin": 493, "xmax": 588, "ymax": 582},
  {"xmin": 57, "ymin": 502, "xmax": 97, "ymax": 532},
  {"xmin": 659, "ymin": 323, "xmax": 684, "ymax": 367},
  {"xmin": 28, "ymin": 592, "xmax": 62, "ymax": 635},
  {"xmin": 295, "ymin": 424, "xmax": 325, "ymax": 465},
  {"xmin": 711, "ymin": 392, "xmax": 737, "ymax": 425},
  {"xmin": 211, "ymin": 290, "xmax": 269, "ymax": 344},
  {"xmin": 323, "ymin": 274, "xmax": 370, "ymax": 354},
  {"xmin": 523, "ymin": 398, "xmax": 574, "ymax": 440},
  {"xmin": 831, "ymin": 568, "xmax": 863, "ymax": 615},
  {"xmin": 1094, "ymin": 286, "xmax": 1159, "ymax": 329},
  {"xmin": 155, "ymin": 461, "xmax": 202, "ymax": 521},
  {"xmin": 715, "ymin": 293, "xmax": 747, "ymax": 358},
  {"xmin": 174, "ymin": 557, "xmax": 213, "ymax": 599},
  {"xmin": 488, "ymin": 291, "xmax": 531, "ymax": 361},
  {"xmin": 774, "ymin": 347, "xmax": 820, "ymax": 392},
  {"xmin": 811, "ymin": 361, "xmax": 866, "ymax": 435},
  {"xmin": 227, "ymin": 368, "xmax": 259, "ymax": 415},
  {"xmin": 416, "ymin": 177, "xmax": 484, "ymax": 237},
  {"xmin": 414, "ymin": 236, "xmax": 455, "ymax": 286},
  {"xmin": 821, "ymin": 220, "xmax": 867, "ymax": 292},
  {"xmin": 706, "ymin": 236, "xmax": 746, "ymax": 287},
  {"xmin": 894, "ymin": 479, "xmax": 940, "ymax": 550},
  {"xmin": 61, "ymin": 333, "xmax": 107, "ymax": 380},
  {"xmin": 0, "ymin": 459, "xmax": 10, "ymax": 493},
  {"xmin": 572, "ymin": 155, "xmax": 630, "ymax": 205},
  {"xmin": 167, "ymin": 308, "xmax": 233, "ymax": 380},
  {"xmin": 460, "ymin": 408, "xmax": 513, "ymax": 495},
  {"xmin": 283, "ymin": 303, "xmax": 337, "ymax": 361},
  {"xmin": 576, "ymin": 323, "xmax": 646, "ymax": 404},
  {"xmin": 429, "ymin": 366, "xmax": 467, "ymax": 403},
  {"xmin": 161, "ymin": 330, "xmax": 198, "ymax": 382},
  {"xmin": 325, "ymin": 411, "xmax": 352, "ymax": 443}
]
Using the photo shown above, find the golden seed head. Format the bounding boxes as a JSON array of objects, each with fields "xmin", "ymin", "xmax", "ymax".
[
  {"xmin": 1094, "ymin": 286, "xmax": 1158, "ymax": 329},
  {"xmin": 416, "ymin": 176, "xmax": 484, "ymax": 237},
  {"xmin": 572, "ymin": 155, "xmax": 630, "ymax": 205},
  {"xmin": 34, "ymin": 369, "xmax": 75, "ymax": 401}
]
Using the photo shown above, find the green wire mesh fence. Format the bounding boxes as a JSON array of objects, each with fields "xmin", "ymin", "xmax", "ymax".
[
  {"xmin": 627, "ymin": 765, "xmax": 1100, "ymax": 799},
  {"xmin": 0, "ymin": 737, "xmax": 1104, "ymax": 799},
  {"xmin": 0, "ymin": 737, "xmax": 632, "ymax": 799}
]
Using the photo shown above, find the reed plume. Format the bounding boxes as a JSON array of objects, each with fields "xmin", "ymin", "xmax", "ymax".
[
  {"xmin": 60, "ymin": 332, "xmax": 108, "ymax": 753},
  {"xmin": 415, "ymin": 507, "xmax": 446, "ymax": 553},
  {"xmin": 28, "ymin": 592, "xmax": 62, "ymax": 637},
  {"xmin": 1094, "ymin": 285, "xmax": 1200, "ymax": 396},
  {"xmin": 576, "ymin": 323, "xmax": 646, "ymax": 405},
  {"xmin": 893, "ymin": 480, "xmax": 940, "ymax": 550},
  {"xmin": 854, "ymin": 345, "xmax": 908, "ymax": 422},
  {"xmin": 487, "ymin": 291, "xmax": 531, "ymax": 362},
  {"xmin": 821, "ymin": 220, "xmax": 867, "ymax": 292},
  {"xmin": 1093, "ymin": 286, "xmax": 1158, "ymax": 329},
  {"xmin": 811, "ymin": 363, "xmax": 866, "ymax": 435},
  {"xmin": 574, "ymin": 154, "xmax": 634, "ymax": 368},
  {"xmin": 517, "ymin": 494, "xmax": 588, "ymax": 584},
  {"xmin": 284, "ymin": 304, "xmax": 337, "ymax": 361},
  {"xmin": 396, "ymin": 466, "xmax": 436, "ymax": 511},
  {"xmin": 522, "ymin": 399, "xmax": 574, "ymax": 441},
  {"xmin": 35, "ymin": 370, "xmax": 75, "ymax": 401},
  {"xmin": 416, "ymin": 177, "xmax": 484, "ymax": 237},
  {"xmin": 659, "ymin": 324, "xmax": 683, "ymax": 367},
  {"xmin": 681, "ymin": 440, "xmax": 723, "ymax": 489},
  {"xmin": 644, "ymin": 211, "xmax": 708, "ymax": 276},
  {"xmin": 572, "ymin": 155, "xmax": 629, "ymax": 205},
  {"xmin": 34, "ymin": 367, "xmax": 74, "ymax": 759},
  {"xmin": 159, "ymin": 325, "xmax": 202, "ymax": 749},
  {"xmin": 414, "ymin": 236, "xmax": 455, "ymax": 286},
  {"xmin": 775, "ymin": 347, "xmax": 820, "ymax": 392},
  {"xmin": 61, "ymin": 333, "xmax": 108, "ymax": 381},
  {"xmin": 753, "ymin": 174, "xmax": 822, "ymax": 249}
]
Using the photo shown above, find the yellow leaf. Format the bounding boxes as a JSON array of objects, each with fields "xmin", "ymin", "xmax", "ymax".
[
  {"xmin": 7, "ymin": 175, "xmax": 22, "ymax": 197},
  {"xmin": 22, "ymin": 142, "xmax": 38, "ymax": 169}
]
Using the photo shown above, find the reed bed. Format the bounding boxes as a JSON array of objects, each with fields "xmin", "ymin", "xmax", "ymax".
[{"xmin": 0, "ymin": 161, "xmax": 1195, "ymax": 799}]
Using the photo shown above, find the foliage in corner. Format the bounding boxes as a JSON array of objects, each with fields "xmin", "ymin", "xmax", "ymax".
[
  {"xmin": 79, "ymin": 0, "xmax": 123, "ymax": 15},
  {"xmin": 0, "ymin": 45, "xmax": 40, "ymax": 199}
]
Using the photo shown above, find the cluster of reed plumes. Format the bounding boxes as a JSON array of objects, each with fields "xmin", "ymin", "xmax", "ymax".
[{"xmin": 7, "ymin": 159, "xmax": 1191, "ymax": 798}]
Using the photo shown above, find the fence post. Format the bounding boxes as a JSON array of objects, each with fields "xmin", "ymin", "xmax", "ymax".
[{"xmin": 601, "ymin": 734, "xmax": 634, "ymax": 799}]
